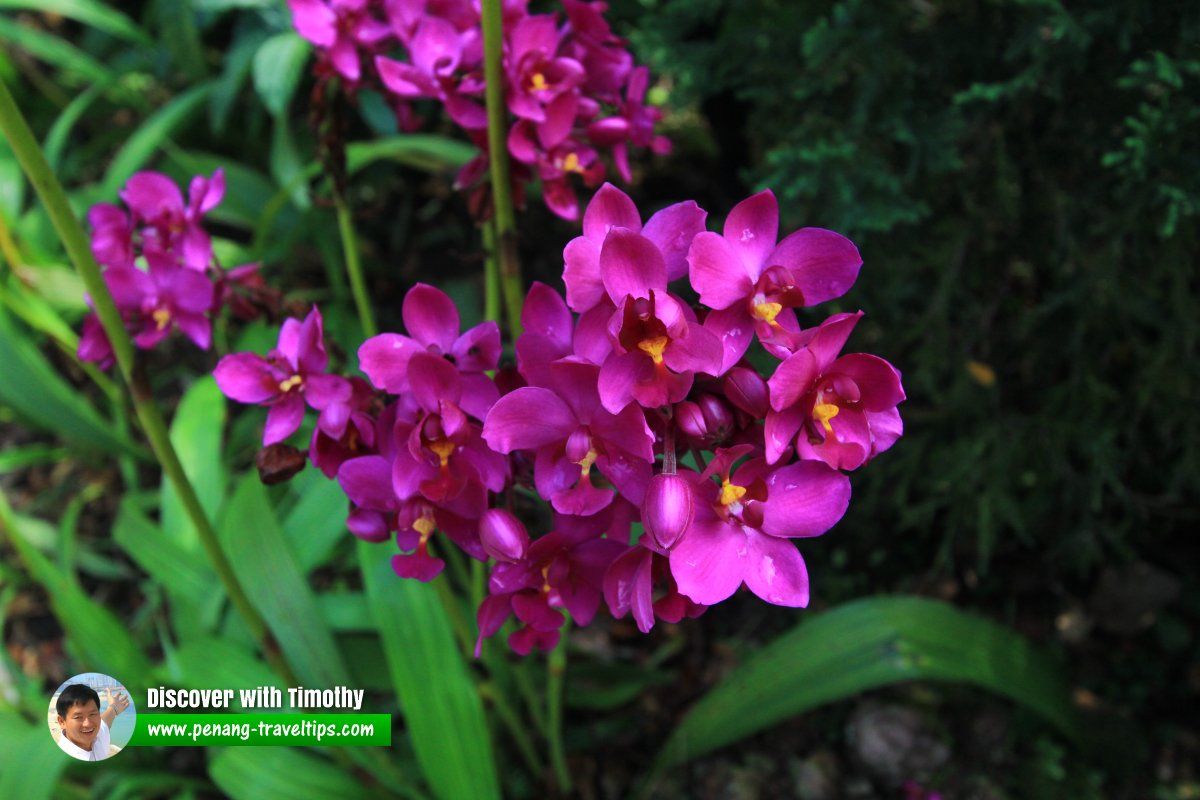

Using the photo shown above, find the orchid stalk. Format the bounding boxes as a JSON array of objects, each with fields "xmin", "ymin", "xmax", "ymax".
[
  {"xmin": 480, "ymin": 0, "xmax": 524, "ymax": 343},
  {"xmin": 0, "ymin": 77, "xmax": 298, "ymax": 687}
]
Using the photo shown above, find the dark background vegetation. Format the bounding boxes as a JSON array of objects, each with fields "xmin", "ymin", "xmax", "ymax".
[{"xmin": 1, "ymin": 1, "xmax": 1197, "ymax": 798}]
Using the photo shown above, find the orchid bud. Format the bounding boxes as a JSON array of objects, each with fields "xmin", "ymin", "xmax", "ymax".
[
  {"xmin": 724, "ymin": 367, "xmax": 769, "ymax": 418},
  {"xmin": 697, "ymin": 394, "xmax": 734, "ymax": 439},
  {"xmin": 642, "ymin": 473, "xmax": 694, "ymax": 549},
  {"xmin": 675, "ymin": 401, "xmax": 707, "ymax": 441},
  {"xmin": 346, "ymin": 509, "xmax": 391, "ymax": 543},
  {"xmin": 480, "ymin": 509, "xmax": 530, "ymax": 562}
]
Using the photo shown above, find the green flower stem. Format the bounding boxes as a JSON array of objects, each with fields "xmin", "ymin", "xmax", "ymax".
[
  {"xmin": 482, "ymin": 219, "xmax": 501, "ymax": 327},
  {"xmin": 480, "ymin": 681, "xmax": 547, "ymax": 780},
  {"xmin": 480, "ymin": 0, "xmax": 524, "ymax": 343},
  {"xmin": 333, "ymin": 193, "xmax": 377, "ymax": 338},
  {"xmin": 509, "ymin": 654, "xmax": 548, "ymax": 733},
  {"xmin": 0, "ymin": 77, "xmax": 296, "ymax": 687},
  {"xmin": 548, "ymin": 616, "xmax": 572, "ymax": 793}
]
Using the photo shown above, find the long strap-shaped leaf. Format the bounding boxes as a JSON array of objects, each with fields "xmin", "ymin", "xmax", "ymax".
[
  {"xmin": 652, "ymin": 596, "xmax": 1079, "ymax": 776},
  {"xmin": 360, "ymin": 541, "xmax": 501, "ymax": 800}
]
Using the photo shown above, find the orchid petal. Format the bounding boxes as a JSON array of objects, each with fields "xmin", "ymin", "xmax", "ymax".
[
  {"xmin": 642, "ymin": 200, "xmax": 707, "ymax": 281},
  {"xmin": 742, "ymin": 529, "xmax": 809, "ymax": 607},
  {"xmin": 214, "ymin": 353, "xmax": 278, "ymax": 404},
  {"xmin": 769, "ymin": 227, "xmax": 862, "ymax": 306},
  {"xmin": 761, "ymin": 461, "xmax": 851, "ymax": 537},
  {"xmin": 358, "ymin": 333, "xmax": 422, "ymax": 392},
  {"xmin": 563, "ymin": 235, "xmax": 604, "ymax": 313},
  {"xmin": 829, "ymin": 353, "xmax": 906, "ymax": 411},
  {"xmin": 263, "ymin": 393, "xmax": 306, "ymax": 445},
  {"xmin": 723, "ymin": 190, "xmax": 778, "ymax": 278},
  {"xmin": 687, "ymin": 231, "xmax": 754, "ymax": 310},
  {"xmin": 669, "ymin": 517, "xmax": 744, "ymax": 606},
  {"xmin": 582, "ymin": 183, "xmax": 640, "ymax": 241},
  {"xmin": 600, "ymin": 228, "xmax": 667, "ymax": 303},
  {"xmin": 337, "ymin": 455, "xmax": 399, "ymax": 510},
  {"xmin": 768, "ymin": 348, "xmax": 819, "ymax": 412},
  {"xmin": 402, "ymin": 283, "xmax": 460, "ymax": 353},
  {"xmin": 483, "ymin": 387, "xmax": 576, "ymax": 452}
]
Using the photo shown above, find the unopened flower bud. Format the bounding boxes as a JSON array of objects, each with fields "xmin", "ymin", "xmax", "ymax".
[
  {"xmin": 642, "ymin": 473, "xmax": 694, "ymax": 549},
  {"xmin": 675, "ymin": 401, "xmax": 707, "ymax": 440},
  {"xmin": 724, "ymin": 367, "xmax": 769, "ymax": 418},
  {"xmin": 697, "ymin": 394, "xmax": 734, "ymax": 439},
  {"xmin": 480, "ymin": 509, "xmax": 530, "ymax": 562}
]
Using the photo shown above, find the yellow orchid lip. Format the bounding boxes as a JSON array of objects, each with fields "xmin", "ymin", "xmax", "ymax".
[
  {"xmin": 152, "ymin": 308, "xmax": 172, "ymax": 330},
  {"xmin": 637, "ymin": 335, "xmax": 669, "ymax": 365},
  {"xmin": 428, "ymin": 439, "xmax": 456, "ymax": 467},
  {"xmin": 752, "ymin": 301, "xmax": 783, "ymax": 326},
  {"xmin": 718, "ymin": 479, "xmax": 748, "ymax": 507},
  {"xmin": 814, "ymin": 402, "xmax": 839, "ymax": 434},
  {"xmin": 574, "ymin": 447, "xmax": 599, "ymax": 477}
]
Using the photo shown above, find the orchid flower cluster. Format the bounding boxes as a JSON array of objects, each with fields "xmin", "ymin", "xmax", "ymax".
[
  {"xmin": 212, "ymin": 184, "xmax": 905, "ymax": 655},
  {"xmin": 78, "ymin": 170, "xmax": 267, "ymax": 369},
  {"xmin": 288, "ymin": 0, "xmax": 669, "ymax": 219}
]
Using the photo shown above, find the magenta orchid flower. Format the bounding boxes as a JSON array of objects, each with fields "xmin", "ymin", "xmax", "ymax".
[
  {"xmin": 563, "ymin": 182, "xmax": 706, "ymax": 313},
  {"xmin": 667, "ymin": 446, "xmax": 851, "ymax": 607},
  {"xmin": 375, "ymin": 17, "xmax": 488, "ymax": 129},
  {"xmin": 213, "ymin": 306, "xmax": 353, "ymax": 445},
  {"xmin": 505, "ymin": 14, "xmax": 585, "ymax": 123},
  {"xmin": 387, "ymin": 351, "xmax": 508, "ymax": 518},
  {"xmin": 87, "ymin": 204, "xmax": 134, "ymax": 269},
  {"xmin": 765, "ymin": 312, "xmax": 906, "ymax": 469},
  {"xmin": 603, "ymin": 542, "xmax": 705, "ymax": 633},
  {"xmin": 688, "ymin": 189, "xmax": 862, "ymax": 370},
  {"xmin": 586, "ymin": 227, "xmax": 723, "ymax": 412},
  {"xmin": 103, "ymin": 252, "xmax": 215, "ymax": 350},
  {"xmin": 484, "ymin": 359, "xmax": 654, "ymax": 515},
  {"xmin": 120, "ymin": 169, "xmax": 225, "ymax": 271},
  {"xmin": 358, "ymin": 283, "xmax": 501, "ymax": 420},
  {"xmin": 288, "ymin": 0, "xmax": 392, "ymax": 82},
  {"xmin": 477, "ymin": 514, "xmax": 626, "ymax": 655}
]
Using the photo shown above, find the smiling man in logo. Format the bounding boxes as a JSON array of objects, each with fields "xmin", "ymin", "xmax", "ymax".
[{"xmin": 55, "ymin": 684, "xmax": 130, "ymax": 761}]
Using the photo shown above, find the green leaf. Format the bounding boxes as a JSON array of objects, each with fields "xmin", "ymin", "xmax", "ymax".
[
  {"xmin": 651, "ymin": 596, "xmax": 1080, "ymax": 774},
  {"xmin": 221, "ymin": 475, "xmax": 350, "ymax": 687},
  {"xmin": 168, "ymin": 151, "xmax": 285, "ymax": 231},
  {"xmin": 0, "ymin": 137, "xmax": 25, "ymax": 220},
  {"xmin": 0, "ymin": 0, "xmax": 151, "ymax": 46},
  {"xmin": 0, "ymin": 719, "xmax": 66, "ymax": 800},
  {"xmin": 0, "ymin": 16, "xmax": 113, "ymax": 82},
  {"xmin": 0, "ymin": 445, "xmax": 67, "ymax": 472},
  {"xmin": 270, "ymin": 116, "xmax": 310, "ymax": 209},
  {"xmin": 103, "ymin": 82, "xmax": 216, "ymax": 196},
  {"xmin": 318, "ymin": 593, "xmax": 371, "ymax": 632},
  {"xmin": 46, "ymin": 77, "xmax": 109, "ymax": 172},
  {"xmin": 160, "ymin": 377, "xmax": 227, "ymax": 554},
  {"xmin": 167, "ymin": 637, "xmax": 281, "ymax": 693},
  {"xmin": 1, "ymin": 497, "xmax": 152, "ymax": 685},
  {"xmin": 12, "ymin": 264, "xmax": 88, "ymax": 312},
  {"xmin": 252, "ymin": 32, "xmax": 310, "ymax": 118},
  {"xmin": 210, "ymin": 27, "xmax": 266, "ymax": 134},
  {"xmin": 210, "ymin": 747, "xmax": 378, "ymax": 800},
  {"xmin": 346, "ymin": 135, "xmax": 477, "ymax": 175},
  {"xmin": 0, "ymin": 304, "xmax": 137, "ymax": 456},
  {"xmin": 154, "ymin": 0, "xmax": 206, "ymax": 79},
  {"xmin": 114, "ymin": 499, "xmax": 215, "ymax": 605},
  {"xmin": 282, "ymin": 468, "xmax": 349, "ymax": 574},
  {"xmin": 359, "ymin": 541, "xmax": 500, "ymax": 800},
  {"xmin": 0, "ymin": 274, "xmax": 83, "ymax": 343}
]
